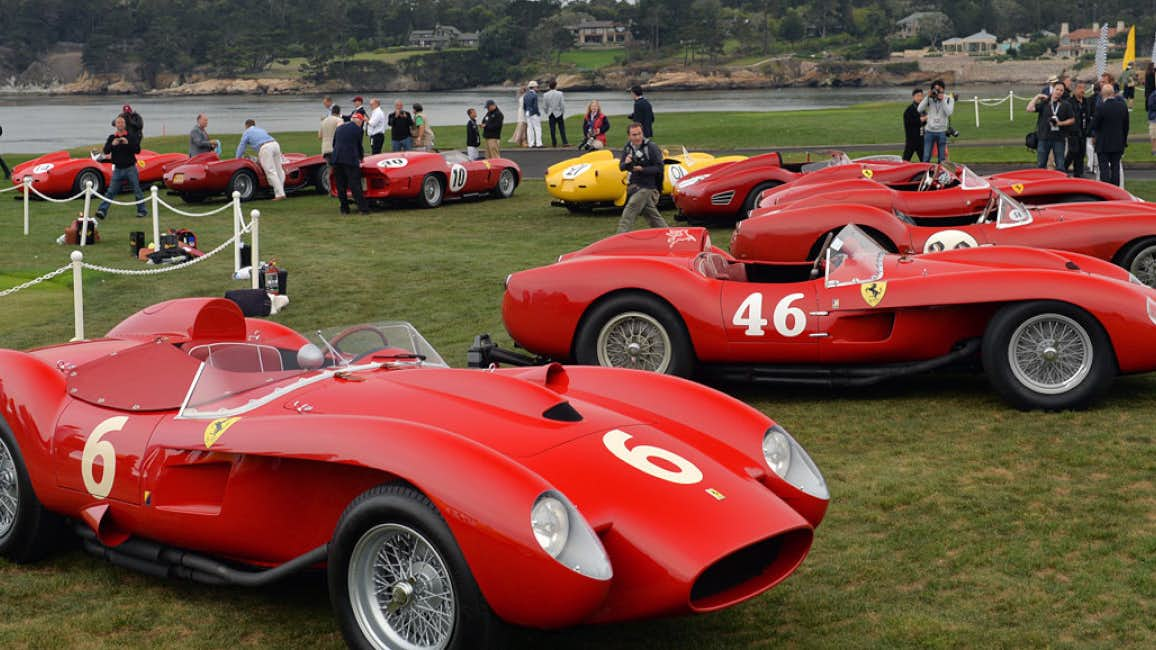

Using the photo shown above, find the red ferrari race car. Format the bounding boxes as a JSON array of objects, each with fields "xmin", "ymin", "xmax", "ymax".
[
  {"xmin": 0, "ymin": 297, "xmax": 827, "ymax": 648},
  {"xmin": 162, "ymin": 152, "xmax": 329, "ymax": 203},
  {"xmin": 671, "ymin": 152, "xmax": 909, "ymax": 222},
  {"xmin": 755, "ymin": 162, "xmax": 1138, "ymax": 215},
  {"xmin": 11, "ymin": 149, "xmax": 187, "ymax": 198},
  {"xmin": 733, "ymin": 188, "xmax": 1156, "ymax": 286},
  {"xmin": 337, "ymin": 150, "xmax": 521, "ymax": 208},
  {"xmin": 502, "ymin": 225, "xmax": 1156, "ymax": 410}
]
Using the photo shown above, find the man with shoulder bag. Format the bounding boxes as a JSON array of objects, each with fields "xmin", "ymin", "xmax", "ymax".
[{"xmin": 615, "ymin": 123, "xmax": 668, "ymax": 233}]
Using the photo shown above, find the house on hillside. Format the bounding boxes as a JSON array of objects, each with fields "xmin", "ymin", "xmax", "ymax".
[
  {"xmin": 408, "ymin": 25, "xmax": 479, "ymax": 50},
  {"xmin": 942, "ymin": 29, "xmax": 998, "ymax": 55},
  {"xmin": 571, "ymin": 20, "xmax": 631, "ymax": 47},
  {"xmin": 1057, "ymin": 21, "xmax": 1126, "ymax": 58},
  {"xmin": 895, "ymin": 11, "xmax": 950, "ymax": 38}
]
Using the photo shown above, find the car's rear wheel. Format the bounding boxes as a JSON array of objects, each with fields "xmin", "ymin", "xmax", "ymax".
[
  {"xmin": 419, "ymin": 174, "xmax": 444, "ymax": 208},
  {"xmin": 72, "ymin": 168, "xmax": 105, "ymax": 196},
  {"xmin": 1116, "ymin": 237, "xmax": 1156, "ymax": 287},
  {"xmin": 0, "ymin": 420, "xmax": 66, "ymax": 564},
  {"xmin": 575, "ymin": 293, "xmax": 694, "ymax": 376},
  {"xmin": 329, "ymin": 484, "xmax": 502, "ymax": 650},
  {"xmin": 315, "ymin": 165, "xmax": 332, "ymax": 195},
  {"xmin": 492, "ymin": 169, "xmax": 517, "ymax": 199},
  {"xmin": 982, "ymin": 301, "xmax": 1115, "ymax": 410},
  {"xmin": 229, "ymin": 169, "xmax": 258, "ymax": 202},
  {"xmin": 741, "ymin": 181, "xmax": 781, "ymax": 220}
]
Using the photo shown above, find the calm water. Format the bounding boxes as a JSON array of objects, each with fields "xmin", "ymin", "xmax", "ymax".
[{"xmin": 0, "ymin": 85, "xmax": 1033, "ymax": 153}]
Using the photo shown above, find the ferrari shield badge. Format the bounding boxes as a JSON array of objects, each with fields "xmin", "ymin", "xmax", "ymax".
[
  {"xmin": 861, "ymin": 281, "xmax": 887, "ymax": 307},
  {"xmin": 861, "ymin": 168, "xmax": 874, "ymax": 179},
  {"xmin": 204, "ymin": 416, "xmax": 241, "ymax": 449},
  {"xmin": 1011, "ymin": 183, "xmax": 1025, "ymax": 194},
  {"xmin": 666, "ymin": 228, "xmax": 697, "ymax": 247}
]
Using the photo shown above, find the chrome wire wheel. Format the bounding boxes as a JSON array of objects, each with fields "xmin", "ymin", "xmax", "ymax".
[
  {"xmin": 0, "ymin": 436, "xmax": 17, "ymax": 539},
  {"xmin": 496, "ymin": 169, "xmax": 515, "ymax": 197},
  {"xmin": 596, "ymin": 310, "xmax": 673, "ymax": 373},
  {"xmin": 348, "ymin": 523, "xmax": 456, "ymax": 650},
  {"xmin": 231, "ymin": 172, "xmax": 256, "ymax": 201},
  {"xmin": 422, "ymin": 175, "xmax": 443, "ymax": 206},
  {"xmin": 1007, "ymin": 313, "xmax": 1093, "ymax": 395},
  {"xmin": 1128, "ymin": 245, "xmax": 1156, "ymax": 287}
]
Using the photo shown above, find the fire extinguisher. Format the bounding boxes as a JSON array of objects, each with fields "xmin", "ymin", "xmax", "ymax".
[{"xmin": 263, "ymin": 258, "xmax": 280, "ymax": 295}]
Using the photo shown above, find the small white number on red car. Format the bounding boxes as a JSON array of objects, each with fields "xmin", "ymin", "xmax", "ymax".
[
  {"xmin": 449, "ymin": 163, "xmax": 468, "ymax": 192},
  {"xmin": 733, "ymin": 292, "xmax": 807, "ymax": 337},
  {"xmin": 32, "ymin": 163, "xmax": 55, "ymax": 174},
  {"xmin": 376, "ymin": 157, "xmax": 408, "ymax": 169},
  {"xmin": 603, "ymin": 429, "xmax": 703, "ymax": 485},
  {"xmin": 667, "ymin": 165, "xmax": 688, "ymax": 184},
  {"xmin": 82, "ymin": 416, "xmax": 126, "ymax": 499},
  {"xmin": 923, "ymin": 229, "xmax": 978, "ymax": 253}
]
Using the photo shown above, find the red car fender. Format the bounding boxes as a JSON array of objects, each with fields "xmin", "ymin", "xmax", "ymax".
[
  {"xmin": 0, "ymin": 350, "xmax": 70, "ymax": 502},
  {"xmin": 734, "ymin": 204, "xmax": 911, "ymax": 261}
]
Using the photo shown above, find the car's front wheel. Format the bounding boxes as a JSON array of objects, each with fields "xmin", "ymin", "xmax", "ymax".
[
  {"xmin": 741, "ymin": 181, "xmax": 781, "ymax": 219},
  {"xmin": 575, "ymin": 293, "xmax": 694, "ymax": 376},
  {"xmin": 1116, "ymin": 237, "xmax": 1156, "ymax": 287},
  {"xmin": 314, "ymin": 165, "xmax": 332, "ymax": 195},
  {"xmin": 491, "ymin": 169, "xmax": 517, "ymax": 199},
  {"xmin": 419, "ymin": 174, "xmax": 444, "ymax": 208},
  {"xmin": 982, "ymin": 301, "xmax": 1116, "ymax": 410},
  {"xmin": 329, "ymin": 484, "xmax": 502, "ymax": 650},
  {"xmin": 0, "ymin": 420, "xmax": 66, "ymax": 563},
  {"xmin": 72, "ymin": 168, "xmax": 105, "ymax": 196},
  {"xmin": 229, "ymin": 169, "xmax": 258, "ymax": 202}
]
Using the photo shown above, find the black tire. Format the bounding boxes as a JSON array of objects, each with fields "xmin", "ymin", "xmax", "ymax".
[
  {"xmin": 0, "ymin": 419, "xmax": 66, "ymax": 564},
  {"xmin": 179, "ymin": 193, "xmax": 207, "ymax": 204},
  {"xmin": 981, "ymin": 301, "xmax": 1116, "ymax": 410},
  {"xmin": 564, "ymin": 202, "xmax": 594, "ymax": 214},
  {"xmin": 314, "ymin": 165, "xmax": 332, "ymax": 195},
  {"xmin": 328, "ymin": 484, "xmax": 502, "ymax": 650},
  {"xmin": 229, "ymin": 169, "xmax": 259, "ymax": 202},
  {"xmin": 491, "ymin": 168, "xmax": 517, "ymax": 199},
  {"xmin": 740, "ymin": 181, "xmax": 781, "ymax": 220},
  {"xmin": 574, "ymin": 292, "xmax": 694, "ymax": 376},
  {"xmin": 72, "ymin": 168, "xmax": 105, "ymax": 196},
  {"xmin": 1115, "ymin": 237, "xmax": 1156, "ymax": 288},
  {"xmin": 418, "ymin": 173, "xmax": 444, "ymax": 208}
]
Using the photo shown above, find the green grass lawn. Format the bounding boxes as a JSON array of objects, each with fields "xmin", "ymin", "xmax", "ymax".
[{"xmin": 559, "ymin": 48, "xmax": 625, "ymax": 70}]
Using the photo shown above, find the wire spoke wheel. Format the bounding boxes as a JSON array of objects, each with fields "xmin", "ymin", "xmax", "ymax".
[
  {"xmin": 349, "ymin": 523, "xmax": 456, "ymax": 650},
  {"xmin": 496, "ymin": 169, "xmax": 515, "ymax": 197},
  {"xmin": 422, "ymin": 175, "xmax": 443, "ymax": 207},
  {"xmin": 0, "ymin": 436, "xmax": 18, "ymax": 539},
  {"xmin": 1007, "ymin": 313, "xmax": 1092, "ymax": 394},
  {"xmin": 596, "ymin": 310, "xmax": 673, "ymax": 373},
  {"xmin": 1128, "ymin": 245, "xmax": 1156, "ymax": 287}
]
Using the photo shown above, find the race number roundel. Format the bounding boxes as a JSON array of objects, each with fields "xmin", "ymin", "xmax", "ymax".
[
  {"xmin": 376, "ymin": 157, "xmax": 408, "ymax": 169},
  {"xmin": 448, "ymin": 163, "xmax": 468, "ymax": 192},
  {"xmin": 667, "ymin": 165, "xmax": 688, "ymax": 184},
  {"xmin": 923, "ymin": 229, "xmax": 978, "ymax": 253},
  {"xmin": 32, "ymin": 163, "xmax": 55, "ymax": 174},
  {"xmin": 82, "ymin": 416, "xmax": 127, "ymax": 499},
  {"xmin": 561, "ymin": 163, "xmax": 590, "ymax": 180},
  {"xmin": 603, "ymin": 429, "xmax": 703, "ymax": 485}
]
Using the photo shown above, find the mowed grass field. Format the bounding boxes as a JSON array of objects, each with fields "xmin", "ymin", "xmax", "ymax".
[{"xmin": 2, "ymin": 112, "xmax": 1156, "ymax": 647}]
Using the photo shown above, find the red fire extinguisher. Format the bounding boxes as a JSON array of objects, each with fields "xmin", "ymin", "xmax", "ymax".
[{"xmin": 263, "ymin": 258, "xmax": 281, "ymax": 295}]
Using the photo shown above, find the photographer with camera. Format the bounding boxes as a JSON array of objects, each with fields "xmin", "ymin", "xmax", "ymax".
[
  {"xmin": 615, "ymin": 123, "xmax": 668, "ymax": 233},
  {"xmin": 917, "ymin": 79, "xmax": 955, "ymax": 162},
  {"xmin": 1027, "ymin": 83, "xmax": 1075, "ymax": 171}
]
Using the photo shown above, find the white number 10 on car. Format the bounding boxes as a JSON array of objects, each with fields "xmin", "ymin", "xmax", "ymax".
[{"xmin": 732, "ymin": 292, "xmax": 807, "ymax": 337}]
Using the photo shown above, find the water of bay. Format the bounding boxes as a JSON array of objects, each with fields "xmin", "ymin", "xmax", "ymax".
[{"xmin": 0, "ymin": 84, "xmax": 1034, "ymax": 153}]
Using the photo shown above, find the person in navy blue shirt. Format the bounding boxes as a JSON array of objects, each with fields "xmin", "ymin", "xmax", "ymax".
[
  {"xmin": 330, "ymin": 112, "xmax": 369, "ymax": 214},
  {"xmin": 236, "ymin": 119, "xmax": 286, "ymax": 199},
  {"xmin": 628, "ymin": 85, "xmax": 655, "ymax": 138}
]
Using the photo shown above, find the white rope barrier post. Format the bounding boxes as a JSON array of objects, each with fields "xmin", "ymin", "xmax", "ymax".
[
  {"xmin": 150, "ymin": 185, "xmax": 161, "ymax": 247},
  {"xmin": 1009, "ymin": 90, "xmax": 1014, "ymax": 121},
  {"xmin": 250, "ymin": 209, "xmax": 261, "ymax": 290},
  {"xmin": 80, "ymin": 181, "xmax": 94, "ymax": 247},
  {"xmin": 974, "ymin": 96, "xmax": 980, "ymax": 128},
  {"xmin": 22, "ymin": 178, "xmax": 30, "ymax": 236},
  {"xmin": 71, "ymin": 250, "xmax": 85, "ymax": 341},
  {"xmin": 232, "ymin": 191, "xmax": 242, "ymax": 273}
]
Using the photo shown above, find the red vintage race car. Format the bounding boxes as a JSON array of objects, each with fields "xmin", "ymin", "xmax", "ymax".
[
  {"xmin": 732, "ymin": 188, "xmax": 1156, "ymax": 286},
  {"xmin": 11, "ymin": 149, "xmax": 187, "ymax": 197},
  {"xmin": 502, "ymin": 224, "xmax": 1156, "ymax": 410},
  {"xmin": 671, "ymin": 152, "xmax": 909, "ymax": 222},
  {"xmin": 755, "ymin": 162, "xmax": 1138, "ymax": 214},
  {"xmin": 162, "ymin": 152, "xmax": 329, "ymax": 203},
  {"xmin": 0, "ymin": 297, "xmax": 827, "ymax": 648},
  {"xmin": 337, "ymin": 151, "xmax": 521, "ymax": 208}
]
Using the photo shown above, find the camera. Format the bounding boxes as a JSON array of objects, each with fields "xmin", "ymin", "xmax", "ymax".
[
  {"xmin": 946, "ymin": 127, "xmax": 960, "ymax": 138},
  {"xmin": 929, "ymin": 88, "xmax": 941, "ymax": 99}
]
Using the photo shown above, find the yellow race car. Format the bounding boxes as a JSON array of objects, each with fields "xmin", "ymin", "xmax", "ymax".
[{"xmin": 545, "ymin": 149, "xmax": 747, "ymax": 212}]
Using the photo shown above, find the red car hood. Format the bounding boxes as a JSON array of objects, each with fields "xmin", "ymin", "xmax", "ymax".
[{"xmin": 560, "ymin": 227, "xmax": 712, "ymax": 260}]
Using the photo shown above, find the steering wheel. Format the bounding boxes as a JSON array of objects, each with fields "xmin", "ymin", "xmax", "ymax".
[
  {"xmin": 810, "ymin": 232, "xmax": 835, "ymax": 279},
  {"xmin": 917, "ymin": 164, "xmax": 943, "ymax": 192},
  {"xmin": 328, "ymin": 324, "xmax": 391, "ymax": 363},
  {"xmin": 976, "ymin": 193, "xmax": 998, "ymax": 224}
]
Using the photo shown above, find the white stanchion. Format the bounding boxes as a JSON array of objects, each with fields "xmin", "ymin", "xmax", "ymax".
[
  {"xmin": 973, "ymin": 96, "xmax": 980, "ymax": 128},
  {"xmin": 232, "ymin": 191, "xmax": 242, "ymax": 273},
  {"xmin": 250, "ymin": 209, "xmax": 260, "ymax": 290},
  {"xmin": 1009, "ymin": 90, "xmax": 1014, "ymax": 121},
  {"xmin": 71, "ymin": 250, "xmax": 84, "ymax": 341},
  {"xmin": 80, "ymin": 181, "xmax": 93, "ymax": 247},
  {"xmin": 150, "ymin": 186, "xmax": 161, "ymax": 248},
  {"xmin": 23, "ymin": 178, "xmax": 30, "ymax": 236}
]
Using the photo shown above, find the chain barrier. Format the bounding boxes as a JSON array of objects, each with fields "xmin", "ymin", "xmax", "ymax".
[{"xmin": 0, "ymin": 265, "xmax": 72, "ymax": 298}]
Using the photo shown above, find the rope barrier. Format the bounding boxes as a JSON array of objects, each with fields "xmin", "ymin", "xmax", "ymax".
[
  {"xmin": 25, "ymin": 184, "xmax": 90, "ymax": 203},
  {"xmin": 155, "ymin": 194, "xmax": 237, "ymax": 217},
  {"xmin": 88, "ymin": 188, "xmax": 150, "ymax": 207},
  {"xmin": 0, "ymin": 265, "xmax": 72, "ymax": 298},
  {"xmin": 0, "ymin": 184, "xmax": 25, "ymax": 194},
  {"xmin": 80, "ymin": 225, "xmax": 249, "ymax": 276}
]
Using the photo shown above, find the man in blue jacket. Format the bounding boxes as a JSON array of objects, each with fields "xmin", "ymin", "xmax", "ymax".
[
  {"xmin": 1091, "ymin": 84, "xmax": 1129, "ymax": 187},
  {"xmin": 331, "ymin": 112, "xmax": 369, "ymax": 214},
  {"xmin": 236, "ymin": 119, "xmax": 286, "ymax": 200}
]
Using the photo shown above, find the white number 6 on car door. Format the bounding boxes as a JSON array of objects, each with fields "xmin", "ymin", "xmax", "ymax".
[{"xmin": 82, "ymin": 416, "xmax": 126, "ymax": 499}]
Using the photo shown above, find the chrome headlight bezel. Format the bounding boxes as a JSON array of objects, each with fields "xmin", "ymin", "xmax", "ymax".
[
  {"xmin": 762, "ymin": 425, "xmax": 828, "ymax": 500},
  {"xmin": 530, "ymin": 491, "xmax": 612, "ymax": 581},
  {"xmin": 676, "ymin": 173, "xmax": 709, "ymax": 190}
]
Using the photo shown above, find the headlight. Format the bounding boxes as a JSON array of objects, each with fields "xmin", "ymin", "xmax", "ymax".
[
  {"xmin": 1148, "ymin": 297, "xmax": 1156, "ymax": 326},
  {"xmin": 531, "ymin": 491, "xmax": 612, "ymax": 580},
  {"xmin": 762, "ymin": 425, "xmax": 828, "ymax": 499},
  {"xmin": 676, "ymin": 174, "xmax": 709, "ymax": 189}
]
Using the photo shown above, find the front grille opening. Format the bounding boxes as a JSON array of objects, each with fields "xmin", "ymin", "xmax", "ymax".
[{"xmin": 690, "ymin": 528, "xmax": 812, "ymax": 610}]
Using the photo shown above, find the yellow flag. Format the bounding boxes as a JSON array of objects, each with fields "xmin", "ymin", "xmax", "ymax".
[{"xmin": 1123, "ymin": 25, "xmax": 1136, "ymax": 71}]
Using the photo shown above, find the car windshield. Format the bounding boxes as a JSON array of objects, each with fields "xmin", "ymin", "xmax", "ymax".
[
  {"xmin": 988, "ymin": 190, "xmax": 1033, "ymax": 228},
  {"xmin": 958, "ymin": 166, "xmax": 990, "ymax": 190},
  {"xmin": 801, "ymin": 152, "xmax": 852, "ymax": 172},
  {"xmin": 177, "ymin": 321, "xmax": 448, "ymax": 419},
  {"xmin": 441, "ymin": 151, "xmax": 470, "ymax": 164},
  {"xmin": 824, "ymin": 224, "xmax": 886, "ymax": 287}
]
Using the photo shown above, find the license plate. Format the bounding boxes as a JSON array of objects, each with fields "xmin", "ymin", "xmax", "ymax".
[{"xmin": 172, "ymin": 173, "xmax": 185, "ymax": 184}]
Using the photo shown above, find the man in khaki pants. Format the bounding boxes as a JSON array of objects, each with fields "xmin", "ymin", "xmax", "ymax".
[
  {"xmin": 616, "ymin": 123, "xmax": 668, "ymax": 233},
  {"xmin": 235, "ymin": 119, "xmax": 286, "ymax": 199}
]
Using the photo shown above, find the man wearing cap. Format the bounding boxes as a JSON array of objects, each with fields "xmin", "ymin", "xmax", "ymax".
[
  {"xmin": 387, "ymin": 100, "xmax": 414, "ymax": 152},
  {"xmin": 113, "ymin": 104, "xmax": 144, "ymax": 141},
  {"xmin": 350, "ymin": 96, "xmax": 368, "ymax": 123},
  {"xmin": 236, "ymin": 119, "xmax": 286, "ymax": 200},
  {"xmin": 331, "ymin": 112, "xmax": 370, "ymax": 215},
  {"xmin": 481, "ymin": 99, "xmax": 504, "ymax": 159},
  {"xmin": 189, "ymin": 113, "xmax": 219, "ymax": 157},
  {"xmin": 523, "ymin": 80, "xmax": 542, "ymax": 148},
  {"xmin": 367, "ymin": 98, "xmax": 387, "ymax": 155}
]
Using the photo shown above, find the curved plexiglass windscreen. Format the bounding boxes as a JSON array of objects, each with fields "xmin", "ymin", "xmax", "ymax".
[
  {"xmin": 824, "ymin": 224, "xmax": 887, "ymax": 287},
  {"xmin": 178, "ymin": 321, "xmax": 447, "ymax": 419},
  {"xmin": 800, "ymin": 151, "xmax": 852, "ymax": 173}
]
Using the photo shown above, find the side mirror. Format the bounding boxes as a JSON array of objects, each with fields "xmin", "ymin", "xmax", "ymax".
[{"xmin": 297, "ymin": 343, "xmax": 325, "ymax": 370}]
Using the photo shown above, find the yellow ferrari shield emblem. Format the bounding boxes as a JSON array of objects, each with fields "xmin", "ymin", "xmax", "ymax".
[
  {"xmin": 862, "ymin": 168, "xmax": 874, "ymax": 179},
  {"xmin": 137, "ymin": 159, "xmax": 147, "ymax": 168},
  {"xmin": 204, "ymin": 416, "xmax": 241, "ymax": 448},
  {"xmin": 861, "ymin": 281, "xmax": 887, "ymax": 307},
  {"xmin": 1011, "ymin": 183, "xmax": 1024, "ymax": 194}
]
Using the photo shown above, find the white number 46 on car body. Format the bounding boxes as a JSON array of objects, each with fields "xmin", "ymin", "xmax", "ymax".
[{"xmin": 732, "ymin": 292, "xmax": 807, "ymax": 337}]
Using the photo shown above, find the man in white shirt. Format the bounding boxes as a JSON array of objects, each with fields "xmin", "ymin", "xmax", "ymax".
[
  {"xmin": 367, "ymin": 98, "xmax": 387, "ymax": 155},
  {"xmin": 542, "ymin": 80, "xmax": 568, "ymax": 147}
]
